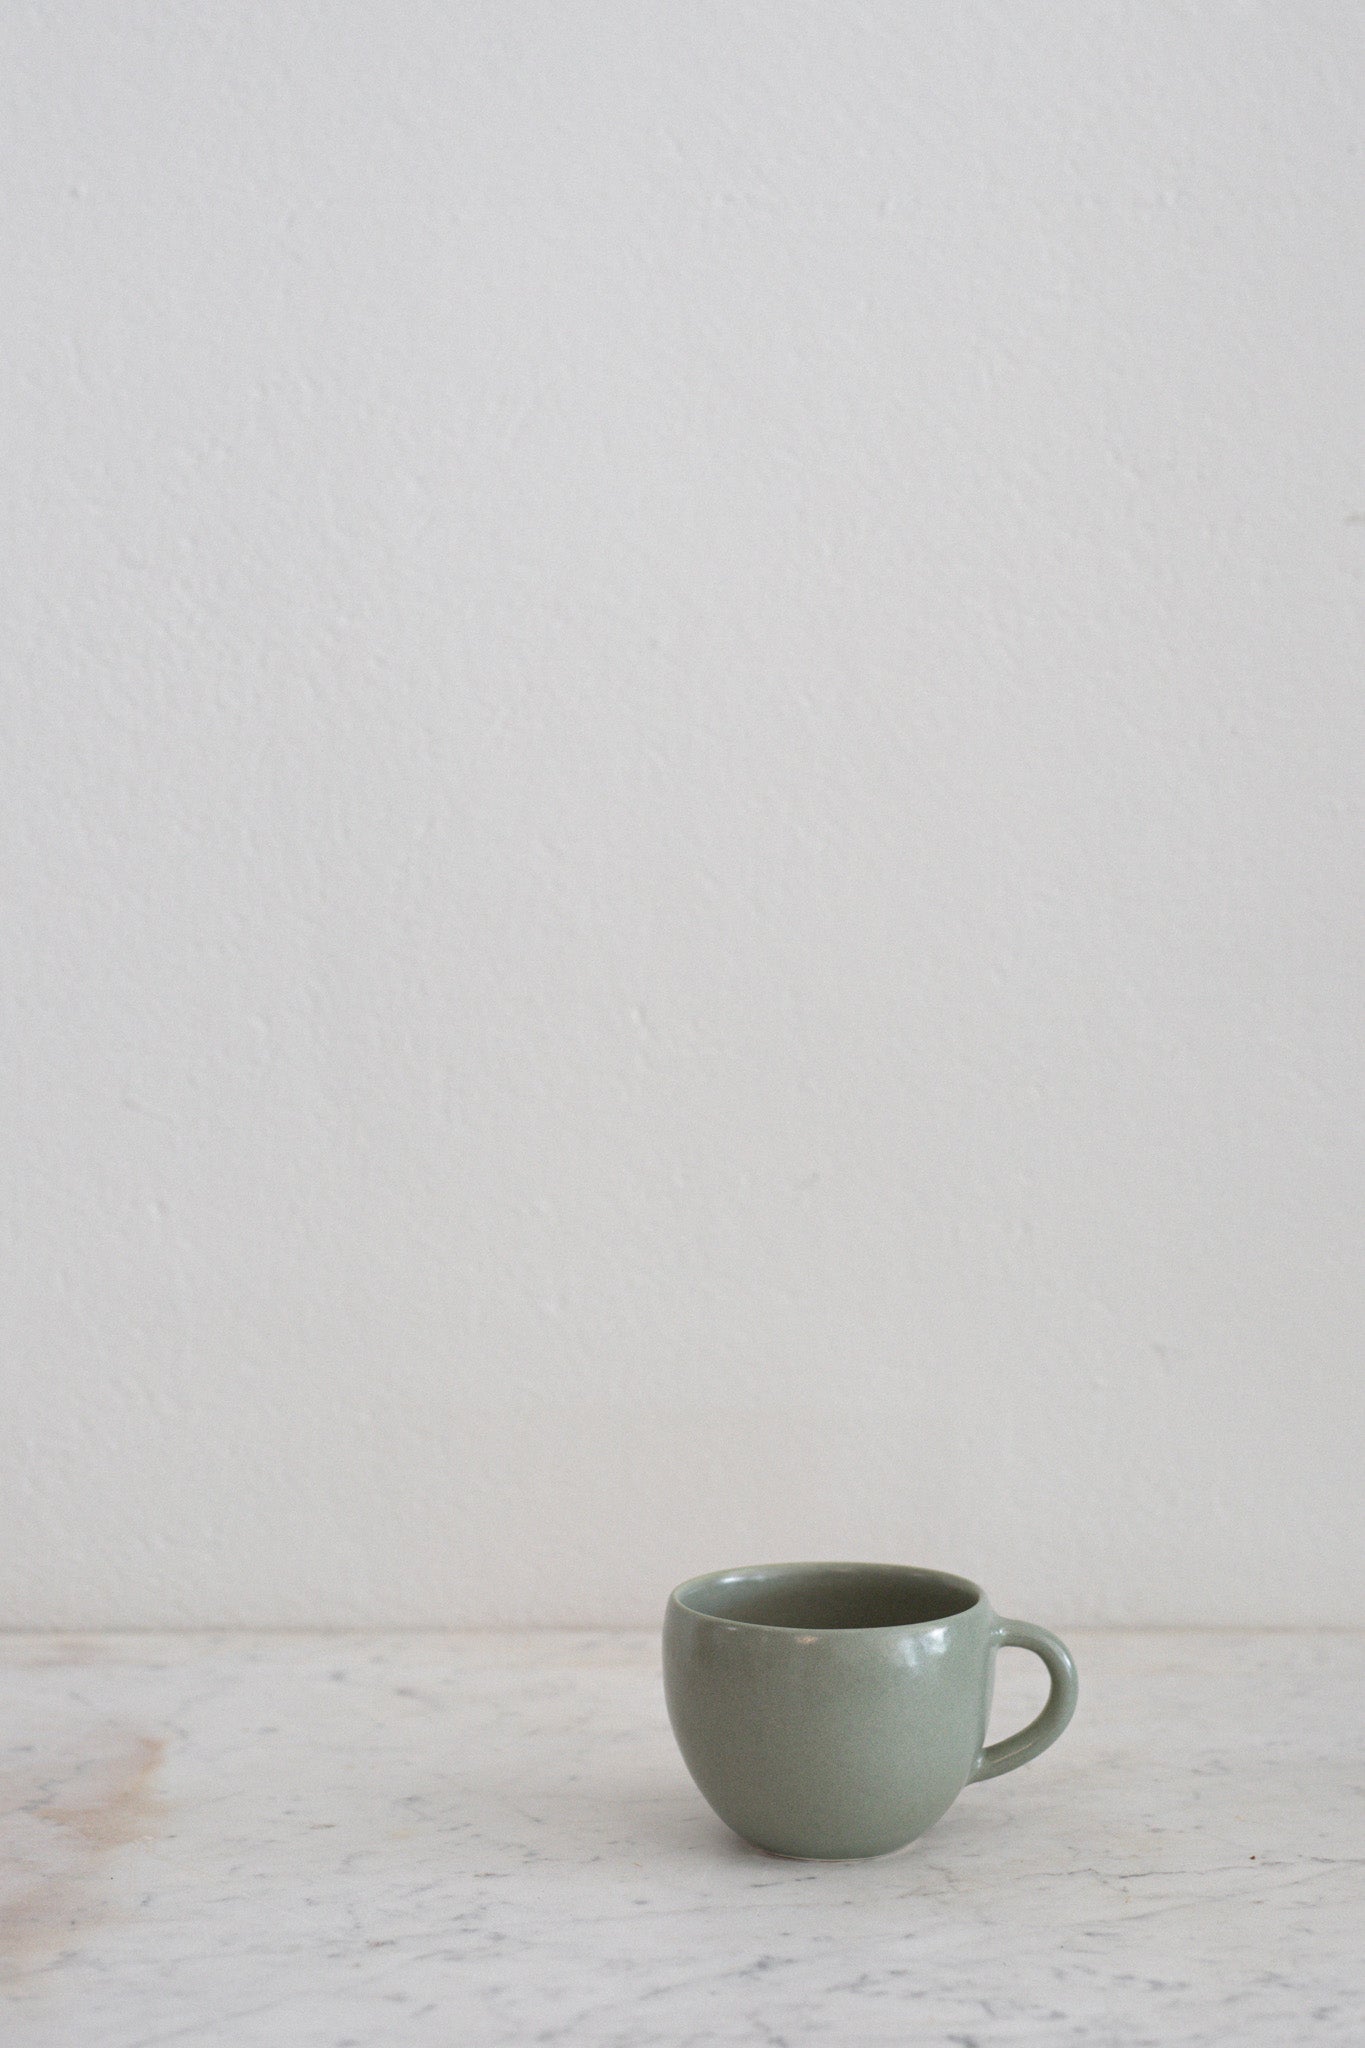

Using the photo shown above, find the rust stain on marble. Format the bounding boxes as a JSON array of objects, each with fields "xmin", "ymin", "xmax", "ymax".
[
  {"xmin": 0, "ymin": 1729, "xmax": 166, "ymax": 1980},
  {"xmin": 44, "ymin": 1734, "xmax": 165, "ymax": 1852}
]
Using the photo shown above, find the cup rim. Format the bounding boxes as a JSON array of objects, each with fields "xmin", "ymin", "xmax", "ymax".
[{"xmin": 669, "ymin": 1559, "xmax": 985, "ymax": 1636}]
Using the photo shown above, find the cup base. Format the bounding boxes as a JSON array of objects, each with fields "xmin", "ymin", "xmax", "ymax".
[{"xmin": 744, "ymin": 1834, "xmax": 920, "ymax": 1863}]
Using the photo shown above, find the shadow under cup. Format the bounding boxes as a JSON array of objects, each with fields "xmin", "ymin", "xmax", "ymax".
[{"xmin": 663, "ymin": 1561, "xmax": 1078, "ymax": 1860}]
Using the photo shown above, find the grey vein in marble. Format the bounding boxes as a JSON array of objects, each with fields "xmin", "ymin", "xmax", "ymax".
[{"xmin": 0, "ymin": 1631, "xmax": 1361, "ymax": 2045}]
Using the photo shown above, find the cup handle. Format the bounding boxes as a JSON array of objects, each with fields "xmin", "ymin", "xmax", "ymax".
[{"xmin": 969, "ymin": 1618, "xmax": 1079, "ymax": 1783}]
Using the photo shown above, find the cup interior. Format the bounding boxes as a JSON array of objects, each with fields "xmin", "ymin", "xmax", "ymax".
[{"xmin": 674, "ymin": 1561, "xmax": 980, "ymax": 1632}]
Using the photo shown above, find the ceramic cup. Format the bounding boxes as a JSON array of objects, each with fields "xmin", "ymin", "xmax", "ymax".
[{"xmin": 663, "ymin": 1560, "xmax": 1078, "ymax": 1859}]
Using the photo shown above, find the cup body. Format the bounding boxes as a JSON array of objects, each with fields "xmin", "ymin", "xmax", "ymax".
[{"xmin": 664, "ymin": 1561, "xmax": 1002, "ymax": 1859}]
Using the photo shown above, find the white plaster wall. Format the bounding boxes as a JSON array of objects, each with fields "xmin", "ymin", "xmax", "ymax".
[{"xmin": 3, "ymin": 2, "xmax": 1362, "ymax": 1627}]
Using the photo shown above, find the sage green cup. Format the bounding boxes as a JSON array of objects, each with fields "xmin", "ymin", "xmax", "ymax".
[{"xmin": 664, "ymin": 1561, "xmax": 1078, "ymax": 1859}]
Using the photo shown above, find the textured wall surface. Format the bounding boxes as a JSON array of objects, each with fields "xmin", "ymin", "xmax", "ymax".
[{"xmin": 3, "ymin": 2, "xmax": 1362, "ymax": 1627}]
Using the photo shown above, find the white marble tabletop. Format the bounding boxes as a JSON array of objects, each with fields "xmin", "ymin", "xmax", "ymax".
[{"xmin": 0, "ymin": 1630, "xmax": 1360, "ymax": 2046}]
